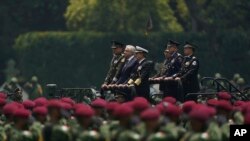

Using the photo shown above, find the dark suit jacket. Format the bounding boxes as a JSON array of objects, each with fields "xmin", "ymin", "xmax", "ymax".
[{"xmin": 116, "ymin": 56, "xmax": 137, "ymax": 84}]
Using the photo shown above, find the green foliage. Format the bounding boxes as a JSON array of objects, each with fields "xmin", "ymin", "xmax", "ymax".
[
  {"xmin": 64, "ymin": 0, "xmax": 183, "ymax": 32},
  {"xmin": 0, "ymin": 0, "xmax": 68, "ymax": 83},
  {"xmin": 14, "ymin": 31, "xmax": 250, "ymax": 87}
]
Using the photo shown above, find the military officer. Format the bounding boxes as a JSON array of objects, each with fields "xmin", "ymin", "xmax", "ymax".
[
  {"xmin": 102, "ymin": 41, "xmax": 126, "ymax": 88},
  {"xmin": 174, "ymin": 42, "xmax": 200, "ymax": 100},
  {"xmin": 8, "ymin": 109, "xmax": 35, "ymax": 141},
  {"xmin": 127, "ymin": 46, "xmax": 153, "ymax": 100},
  {"xmin": 164, "ymin": 40, "xmax": 183, "ymax": 77},
  {"xmin": 152, "ymin": 49, "xmax": 171, "ymax": 78}
]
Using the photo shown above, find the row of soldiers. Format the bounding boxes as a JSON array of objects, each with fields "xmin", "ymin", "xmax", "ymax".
[
  {"xmin": 0, "ymin": 76, "xmax": 43, "ymax": 100},
  {"xmin": 0, "ymin": 91, "xmax": 249, "ymax": 141},
  {"xmin": 101, "ymin": 40, "xmax": 200, "ymax": 102}
]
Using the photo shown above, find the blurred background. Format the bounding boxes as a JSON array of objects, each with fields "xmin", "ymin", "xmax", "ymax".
[{"xmin": 0, "ymin": 0, "xmax": 249, "ymax": 88}]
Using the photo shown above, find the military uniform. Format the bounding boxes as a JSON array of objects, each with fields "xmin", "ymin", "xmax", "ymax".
[
  {"xmin": 166, "ymin": 52, "xmax": 183, "ymax": 77},
  {"xmin": 174, "ymin": 42, "xmax": 200, "ymax": 100},
  {"xmin": 104, "ymin": 41, "xmax": 126, "ymax": 84},
  {"xmin": 128, "ymin": 46, "xmax": 153, "ymax": 100}
]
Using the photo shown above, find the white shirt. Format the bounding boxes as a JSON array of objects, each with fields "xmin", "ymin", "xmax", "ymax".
[
  {"xmin": 127, "ymin": 55, "xmax": 134, "ymax": 62},
  {"xmin": 139, "ymin": 58, "xmax": 145, "ymax": 64}
]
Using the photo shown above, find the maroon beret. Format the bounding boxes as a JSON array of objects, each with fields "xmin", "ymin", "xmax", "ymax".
[
  {"xmin": 182, "ymin": 101, "xmax": 196, "ymax": 114},
  {"xmin": 12, "ymin": 102, "xmax": 24, "ymax": 109},
  {"xmin": 0, "ymin": 98, "xmax": 6, "ymax": 107},
  {"xmin": 61, "ymin": 102, "xmax": 73, "ymax": 110},
  {"xmin": 113, "ymin": 104, "xmax": 134, "ymax": 118},
  {"xmin": 34, "ymin": 97, "xmax": 48, "ymax": 107},
  {"xmin": 91, "ymin": 98, "xmax": 107, "ymax": 108},
  {"xmin": 189, "ymin": 109, "xmax": 210, "ymax": 121},
  {"xmin": 242, "ymin": 102, "xmax": 250, "ymax": 114},
  {"xmin": 3, "ymin": 103, "xmax": 18, "ymax": 116},
  {"xmin": 23, "ymin": 100, "xmax": 35, "ymax": 109},
  {"xmin": 132, "ymin": 98, "xmax": 149, "ymax": 112},
  {"xmin": 162, "ymin": 96, "xmax": 177, "ymax": 104},
  {"xmin": 140, "ymin": 108, "xmax": 160, "ymax": 121},
  {"xmin": 134, "ymin": 97, "xmax": 148, "ymax": 103},
  {"xmin": 234, "ymin": 101, "xmax": 245, "ymax": 107},
  {"xmin": 61, "ymin": 97, "xmax": 75, "ymax": 106},
  {"xmin": 33, "ymin": 106, "xmax": 48, "ymax": 116},
  {"xmin": 47, "ymin": 99, "xmax": 62, "ymax": 109},
  {"xmin": 244, "ymin": 113, "xmax": 250, "ymax": 124},
  {"xmin": 0, "ymin": 92, "xmax": 7, "ymax": 99},
  {"xmin": 217, "ymin": 91, "xmax": 231, "ymax": 100},
  {"xmin": 106, "ymin": 102, "xmax": 120, "ymax": 113},
  {"xmin": 207, "ymin": 99, "xmax": 219, "ymax": 107},
  {"xmin": 75, "ymin": 106, "xmax": 95, "ymax": 118},
  {"xmin": 217, "ymin": 100, "xmax": 233, "ymax": 111},
  {"xmin": 162, "ymin": 103, "xmax": 181, "ymax": 117},
  {"xmin": 13, "ymin": 108, "xmax": 31, "ymax": 119}
]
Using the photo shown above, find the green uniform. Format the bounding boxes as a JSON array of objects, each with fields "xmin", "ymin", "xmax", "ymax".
[
  {"xmin": 76, "ymin": 130, "xmax": 103, "ymax": 141},
  {"xmin": 117, "ymin": 129, "xmax": 140, "ymax": 141},
  {"xmin": 181, "ymin": 122, "xmax": 222, "ymax": 141},
  {"xmin": 30, "ymin": 121, "xmax": 44, "ymax": 141},
  {"xmin": 50, "ymin": 124, "xmax": 72, "ymax": 141},
  {"xmin": 221, "ymin": 123, "xmax": 230, "ymax": 141},
  {"xmin": 29, "ymin": 83, "xmax": 43, "ymax": 100},
  {"xmin": 160, "ymin": 122, "xmax": 186, "ymax": 141},
  {"xmin": 8, "ymin": 128, "xmax": 35, "ymax": 141},
  {"xmin": 0, "ymin": 126, "xmax": 6, "ymax": 141},
  {"xmin": 233, "ymin": 111, "xmax": 244, "ymax": 124},
  {"xmin": 104, "ymin": 54, "xmax": 125, "ymax": 84},
  {"xmin": 100, "ymin": 120, "xmax": 119, "ymax": 141}
]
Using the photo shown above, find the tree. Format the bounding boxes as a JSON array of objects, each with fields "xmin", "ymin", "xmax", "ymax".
[{"xmin": 64, "ymin": 0, "xmax": 183, "ymax": 32}]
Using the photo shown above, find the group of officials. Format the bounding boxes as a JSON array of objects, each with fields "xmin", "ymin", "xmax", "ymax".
[{"xmin": 101, "ymin": 40, "xmax": 200, "ymax": 102}]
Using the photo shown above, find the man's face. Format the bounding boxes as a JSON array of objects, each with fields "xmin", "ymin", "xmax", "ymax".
[
  {"xmin": 167, "ymin": 46, "xmax": 177, "ymax": 54},
  {"xmin": 184, "ymin": 48, "xmax": 193, "ymax": 56},
  {"xmin": 135, "ymin": 52, "xmax": 144, "ymax": 60},
  {"xmin": 115, "ymin": 95, "xmax": 126, "ymax": 103},
  {"xmin": 124, "ymin": 48, "xmax": 133, "ymax": 59},
  {"xmin": 190, "ymin": 119, "xmax": 204, "ymax": 132},
  {"xmin": 164, "ymin": 51, "xmax": 171, "ymax": 59},
  {"xmin": 112, "ymin": 47, "xmax": 123, "ymax": 55}
]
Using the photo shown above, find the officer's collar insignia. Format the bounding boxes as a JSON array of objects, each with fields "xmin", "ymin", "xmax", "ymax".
[
  {"xmin": 192, "ymin": 61, "xmax": 197, "ymax": 66},
  {"xmin": 138, "ymin": 66, "xmax": 142, "ymax": 70}
]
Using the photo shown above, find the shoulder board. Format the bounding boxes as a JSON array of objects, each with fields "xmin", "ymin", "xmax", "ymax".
[{"xmin": 121, "ymin": 58, "xmax": 125, "ymax": 62}]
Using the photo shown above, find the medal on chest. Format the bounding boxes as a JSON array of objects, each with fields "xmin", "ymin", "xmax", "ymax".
[
  {"xmin": 137, "ymin": 66, "xmax": 142, "ymax": 71},
  {"xmin": 185, "ymin": 61, "xmax": 190, "ymax": 66}
]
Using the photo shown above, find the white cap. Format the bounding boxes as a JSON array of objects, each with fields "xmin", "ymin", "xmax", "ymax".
[{"xmin": 135, "ymin": 46, "xmax": 148, "ymax": 53}]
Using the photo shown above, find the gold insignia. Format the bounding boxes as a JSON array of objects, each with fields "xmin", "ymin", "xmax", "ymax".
[
  {"xmin": 134, "ymin": 78, "xmax": 141, "ymax": 85},
  {"xmin": 128, "ymin": 79, "xmax": 134, "ymax": 84}
]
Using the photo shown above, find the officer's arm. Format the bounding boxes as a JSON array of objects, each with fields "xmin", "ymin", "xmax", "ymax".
[
  {"xmin": 171, "ymin": 56, "xmax": 184, "ymax": 78},
  {"xmin": 104, "ymin": 61, "xmax": 114, "ymax": 84},
  {"xmin": 132, "ymin": 61, "xmax": 153, "ymax": 86},
  {"xmin": 112, "ymin": 58, "xmax": 126, "ymax": 83},
  {"xmin": 140, "ymin": 61, "xmax": 154, "ymax": 81}
]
